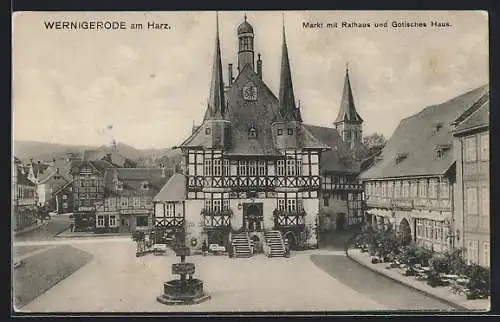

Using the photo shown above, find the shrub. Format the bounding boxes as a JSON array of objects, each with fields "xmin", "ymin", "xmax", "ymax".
[
  {"xmin": 400, "ymin": 244, "xmax": 419, "ymax": 266},
  {"xmin": 414, "ymin": 246, "xmax": 433, "ymax": 266},
  {"xmin": 465, "ymin": 264, "xmax": 490, "ymax": 299},
  {"xmin": 426, "ymin": 269, "xmax": 449, "ymax": 288},
  {"xmin": 379, "ymin": 231, "xmax": 401, "ymax": 258},
  {"xmin": 429, "ymin": 253, "xmax": 450, "ymax": 274}
]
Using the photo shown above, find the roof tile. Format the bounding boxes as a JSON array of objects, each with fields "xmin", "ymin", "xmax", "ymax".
[{"xmin": 360, "ymin": 84, "xmax": 488, "ymax": 180}]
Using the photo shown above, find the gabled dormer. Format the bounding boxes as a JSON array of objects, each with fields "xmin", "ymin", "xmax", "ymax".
[
  {"xmin": 432, "ymin": 122, "xmax": 444, "ymax": 134},
  {"xmin": 395, "ymin": 152, "xmax": 409, "ymax": 164},
  {"xmin": 141, "ymin": 181, "xmax": 150, "ymax": 190},
  {"xmin": 435, "ymin": 144, "xmax": 452, "ymax": 159}
]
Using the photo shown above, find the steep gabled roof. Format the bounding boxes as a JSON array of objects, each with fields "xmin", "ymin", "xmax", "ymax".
[
  {"xmin": 304, "ymin": 124, "xmax": 360, "ymax": 174},
  {"xmin": 153, "ymin": 173, "xmax": 186, "ymax": 202},
  {"xmin": 38, "ymin": 167, "xmax": 70, "ymax": 185},
  {"xmin": 225, "ymin": 64, "xmax": 281, "ymax": 155},
  {"xmin": 30, "ymin": 162, "xmax": 50, "ymax": 179},
  {"xmin": 53, "ymin": 180, "xmax": 74, "ymax": 196},
  {"xmin": 335, "ymin": 67, "xmax": 363, "ymax": 124},
  {"xmin": 38, "ymin": 159, "xmax": 72, "ymax": 183},
  {"xmin": 17, "ymin": 167, "xmax": 36, "ymax": 187},
  {"xmin": 70, "ymin": 159, "xmax": 115, "ymax": 175},
  {"xmin": 453, "ymin": 90, "xmax": 489, "ymax": 135},
  {"xmin": 104, "ymin": 168, "xmax": 172, "ymax": 197},
  {"xmin": 360, "ymin": 84, "xmax": 488, "ymax": 180}
]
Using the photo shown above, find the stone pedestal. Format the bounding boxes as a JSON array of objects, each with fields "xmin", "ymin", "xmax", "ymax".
[{"xmin": 157, "ymin": 242, "xmax": 210, "ymax": 305}]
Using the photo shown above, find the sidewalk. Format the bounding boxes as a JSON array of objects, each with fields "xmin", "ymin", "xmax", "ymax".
[
  {"xmin": 55, "ymin": 229, "xmax": 131, "ymax": 239},
  {"xmin": 347, "ymin": 248, "xmax": 490, "ymax": 311},
  {"xmin": 13, "ymin": 221, "xmax": 48, "ymax": 237}
]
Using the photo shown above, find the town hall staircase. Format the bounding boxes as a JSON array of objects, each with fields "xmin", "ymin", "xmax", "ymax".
[
  {"xmin": 264, "ymin": 230, "xmax": 286, "ymax": 258},
  {"xmin": 231, "ymin": 232, "xmax": 252, "ymax": 258}
]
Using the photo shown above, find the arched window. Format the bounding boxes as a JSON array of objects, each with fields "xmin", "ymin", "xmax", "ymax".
[{"xmin": 240, "ymin": 37, "xmax": 251, "ymax": 51}]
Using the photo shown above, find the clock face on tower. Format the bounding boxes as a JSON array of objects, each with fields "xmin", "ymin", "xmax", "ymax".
[{"xmin": 243, "ymin": 84, "xmax": 257, "ymax": 101}]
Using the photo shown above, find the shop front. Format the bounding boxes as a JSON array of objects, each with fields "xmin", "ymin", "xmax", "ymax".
[
  {"xmin": 75, "ymin": 206, "xmax": 96, "ymax": 232},
  {"xmin": 119, "ymin": 209, "xmax": 152, "ymax": 233}
]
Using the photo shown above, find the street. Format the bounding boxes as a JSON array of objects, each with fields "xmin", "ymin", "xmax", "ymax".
[
  {"xmin": 14, "ymin": 230, "xmax": 456, "ymax": 312},
  {"xmin": 14, "ymin": 214, "xmax": 70, "ymax": 242},
  {"xmin": 310, "ymin": 254, "xmax": 454, "ymax": 310}
]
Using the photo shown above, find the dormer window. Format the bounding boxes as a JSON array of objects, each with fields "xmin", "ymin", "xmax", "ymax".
[
  {"xmin": 395, "ymin": 153, "xmax": 408, "ymax": 164},
  {"xmin": 248, "ymin": 127, "xmax": 257, "ymax": 138},
  {"xmin": 141, "ymin": 181, "xmax": 150, "ymax": 190},
  {"xmin": 277, "ymin": 129, "xmax": 283, "ymax": 136},
  {"xmin": 432, "ymin": 122, "xmax": 443, "ymax": 134},
  {"xmin": 205, "ymin": 127, "xmax": 211, "ymax": 135},
  {"xmin": 116, "ymin": 182, "xmax": 123, "ymax": 191},
  {"xmin": 288, "ymin": 128, "xmax": 294, "ymax": 135},
  {"xmin": 435, "ymin": 144, "xmax": 452, "ymax": 159}
]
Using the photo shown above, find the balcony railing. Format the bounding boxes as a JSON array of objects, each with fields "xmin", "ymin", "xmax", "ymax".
[
  {"xmin": 365, "ymin": 196, "xmax": 392, "ymax": 209},
  {"xmin": 321, "ymin": 182, "xmax": 363, "ymax": 191},
  {"xmin": 273, "ymin": 209, "xmax": 306, "ymax": 227},
  {"xmin": 272, "ymin": 209, "xmax": 307, "ymax": 217},
  {"xmin": 391, "ymin": 198, "xmax": 414, "ymax": 210},
  {"xmin": 365, "ymin": 195, "xmax": 451, "ymax": 211},
  {"xmin": 188, "ymin": 175, "xmax": 321, "ymax": 190},
  {"xmin": 201, "ymin": 208, "xmax": 232, "ymax": 228}
]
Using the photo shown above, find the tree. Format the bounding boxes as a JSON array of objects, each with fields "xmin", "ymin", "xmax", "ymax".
[
  {"xmin": 353, "ymin": 132, "xmax": 387, "ymax": 162},
  {"xmin": 363, "ymin": 133, "xmax": 387, "ymax": 148}
]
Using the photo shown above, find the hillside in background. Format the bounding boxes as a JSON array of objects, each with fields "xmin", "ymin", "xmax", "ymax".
[
  {"xmin": 13, "ymin": 141, "xmax": 94, "ymax": 162},
  {"xmin": 13, "ymin": 140, "xmax": 183, "ymax": 169}
]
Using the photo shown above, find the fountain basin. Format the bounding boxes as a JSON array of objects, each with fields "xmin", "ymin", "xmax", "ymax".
[{"xmin": 157, "ymin": 279, "xmax": 210, "ymax": 305}]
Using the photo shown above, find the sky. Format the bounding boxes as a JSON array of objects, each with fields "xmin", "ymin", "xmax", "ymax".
[{"xmin": 12, "ymin": 11, "xmax": 489, "ymax": 150}]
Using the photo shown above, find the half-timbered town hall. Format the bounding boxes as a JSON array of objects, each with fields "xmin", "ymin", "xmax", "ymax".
[{"xmin": 154, "ymin": 14, "xmax": 363, "ymax": 257}]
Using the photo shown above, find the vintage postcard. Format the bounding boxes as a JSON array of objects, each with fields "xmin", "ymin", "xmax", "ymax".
[{"xmin": 12, "ymin": 10, "xmax": 490, "ymax": 313}]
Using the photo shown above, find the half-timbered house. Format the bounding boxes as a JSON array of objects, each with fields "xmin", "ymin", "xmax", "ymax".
[
  {"xmin": 169, "ymin": 15, "xmax": 367, "ymax": 256},
  {"xmin": 360, "ymin": 85, "xmax": 488, "ymax": 252},
  {"xmin": 153, "ymin": 173, "xmax": 187, "ymax": 244},
  {"xmin": 70, "ymin": 159, "xmax": 115, "ymax": 231},
  {"xmin": 95, "ymin": 168, "xmax": 171, "ymax": 233},
  {"xmin": 452, "ymin": 89, "xmax": 490, "ymax": 266}
]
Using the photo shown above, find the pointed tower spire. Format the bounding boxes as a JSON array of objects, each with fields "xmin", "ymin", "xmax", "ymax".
[
  {"xmin": 204, "ymin": 11, "xmax": 225, "ymax": 121},
  {"xmin": 335, "ymin": 63, "xmax": 363, "ymax": 124},
  {"xmin": 279, "ymin": 15, "xmax": 299, "ymax": 121}
]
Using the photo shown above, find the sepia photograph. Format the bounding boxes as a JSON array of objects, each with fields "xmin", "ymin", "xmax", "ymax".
[{"xmin": 11, "ymin": 10, "xmax": 490, "ymax": 313}]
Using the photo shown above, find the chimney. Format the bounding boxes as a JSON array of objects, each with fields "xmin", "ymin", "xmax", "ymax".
[
  {"xmin": 257, "ymin": 54, "xmax": 262, "ymax": 79},
  {"xmin": 56, "ymin": 168, "xmax": 60, "ymax": 173},
  {"xmin": 228, "ymin": 63, "xmax": 233, "ymax": 86}
]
